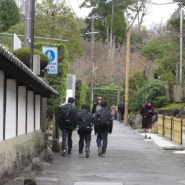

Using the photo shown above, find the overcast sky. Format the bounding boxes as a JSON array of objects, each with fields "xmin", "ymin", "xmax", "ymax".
[{"xmin": 66, "ymin": 0, "xmax": 178, "ymax": 29}]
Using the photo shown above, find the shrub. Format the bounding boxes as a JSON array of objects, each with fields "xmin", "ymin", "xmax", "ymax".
[{"xmin": 13, "ymin": 47, "xmax": 49, "ymax": 70}]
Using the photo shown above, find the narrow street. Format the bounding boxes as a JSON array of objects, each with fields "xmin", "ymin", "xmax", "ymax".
[{"xmin": 5, "ymin": 120, "xmax": 185, "ymax": 185}]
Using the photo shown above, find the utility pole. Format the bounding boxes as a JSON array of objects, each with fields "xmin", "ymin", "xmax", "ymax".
[
  {"xmin": 180, "ymin": 9, "xmax": 183, "ymax": 84},
  {"xmin": 85, "ymin": 16, "xmax": 99, "ymax": 111},
  {"xmin": 24, "ymin": 0, "xmax": 35, "ymax": 70},
  {"xmin": 173, "ymin": 0, "xmax": 183, "ymax": 84},
  {"xmin": 124, "ymin": 22, "xmax": 130, "ymax": 126},
  {"xmin": 90, "ymin": 16, "xmax": 95, "ymax": 111}
]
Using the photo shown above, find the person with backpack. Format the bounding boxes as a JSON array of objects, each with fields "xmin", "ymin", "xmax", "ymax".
[
  {"xmin": 118, "ymin": 100, "xmax": 125, "ymax": 123},
  {"xmin": 94, "ymin": 100, "xmax": 113, "ymax": 157},
  {"xmin": 76, "ymin": 104, "xmax": 93, "ymax": 158},
  {"xmin": 58, "ymin": 97, "xmax": 77, "ymax": 157}
]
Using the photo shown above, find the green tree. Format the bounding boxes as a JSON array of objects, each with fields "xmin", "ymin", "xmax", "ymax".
[
  {"xmin": 140, "ymin": 35, "xmax": 179, "ymax": 80},
  {"xmin": 34, "ymin": 0, "xmax": 82, "ymax": 60},
  {"xmin": 129, "ymin": 71, "xmax": 147, "ymax": 91},
  {"xmin": 81, "ymin": 0, "xmax": 128, "ymax": 46},
  {"xmin": 0, "ymin": 0, "xmax": 20, "ymax": 32},
  {"xmin": 8, "ymin": 22, "xmax": 24, "ymax": 35},
  {"xmin": 129, "ymin": 79, "xmax": 167, "ymax": 112}
]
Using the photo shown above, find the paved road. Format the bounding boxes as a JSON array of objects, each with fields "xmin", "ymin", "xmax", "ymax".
[{"xmin": 5, "ymin": 121, "xmax": 185, "ymax": 185}]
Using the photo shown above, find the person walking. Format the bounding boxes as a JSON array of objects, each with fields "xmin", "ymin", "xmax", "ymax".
[
  {"xmin": 118, "ymin": 100, "xmax": 125, "ymax": 123},
  {"xmin": 76, "ymin": 104, "xmax": 93, "ymax": 158},
  {"xmin": 140, "ymin": 101, "xmax": 154, "ymax": 139},
  {"xmin": 111, "ymin": 105, "xmax": 117, "ymax": 120},
  {"xmin": 58, "ymin": 97, "xmax": 77, "ymax": 156},
  {"xmin": 92, "ymin": 96, "xmax": 102, "ymax": 116},
  {"xmin": 94, "ymin": 100, "xmax": 113, "ymax": 157}
]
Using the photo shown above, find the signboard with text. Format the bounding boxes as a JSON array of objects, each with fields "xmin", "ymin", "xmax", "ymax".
[{"xmin": 42, "ymin": 46, "xmax": 58, "ymax": 74}]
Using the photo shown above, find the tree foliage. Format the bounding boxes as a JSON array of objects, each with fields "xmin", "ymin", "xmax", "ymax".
[
  {"xmin": 35, "ymin": 42, "xmax": 69, "ymax": 116},
  {"xmin": 34, "ymin": 0, "xmax": 82, "ymax": 60},
  {"xmin": 129, "ymin": 79, "xmax": 167, "ymax": 112},
  {"xmin": 0, "ymin": 0, "xmax": 20, "ymax": 32},
  {"xmin": 13, "ymin": 47, "xmax": 49, "ymax": 70},
  {"xmin": 140, "ymin": 35, "xmax": 179, "ymax": 80},
  {"xmin": 8, "ymin": 22, "xmax": 24, "ymax": 36},
  {"xmin": 129, "ymin": 71, "xmax": 147, "ymax": 91},
  {"xmin": 81, "ymin": 0, "xmax": 128, "ymax": 46}
]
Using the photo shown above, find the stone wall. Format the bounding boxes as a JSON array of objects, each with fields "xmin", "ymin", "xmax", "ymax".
[{"xmin": 0, "ymin": 131, "xmax": 44, "ymax": 185}]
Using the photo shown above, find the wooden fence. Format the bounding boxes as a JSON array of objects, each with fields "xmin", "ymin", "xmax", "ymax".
[{"xmin": 158, "ymin": 114, "xmax": 182, "ymax": 145}]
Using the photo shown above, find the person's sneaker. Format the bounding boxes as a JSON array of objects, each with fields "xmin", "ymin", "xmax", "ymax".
[
  {"xmin": 148, "ymin": 136, "xmax": 151, "ymax": 139},
  {"xmin": 102, "ymin": 153, "xmax": 106, "ymax": 157},
  {"xmin": 98, "ymin": 147, "xmax": 102, "ymax": 156},
  {"xmin": 79, "ymin": 153, "xmax": 83, "ymax": 157},
  {"xmin": 68, "ymin": 153, "xmax": 71, "ymax": 156},
  {"xmin": 144, "ymin": 135, "xmax": 147, "ymax": 139},
  {"xmin": 86, "ymin": 150, "xmax": 89, "ymax": 158},
  {"xmin": 62, "ymin": 150, "xmax": 66, "ymax": 157}
]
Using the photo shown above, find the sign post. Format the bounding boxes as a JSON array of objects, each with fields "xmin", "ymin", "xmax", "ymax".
[{"xmin": 42, "ymin": 46, "xmax": 58, "ymax": 74}]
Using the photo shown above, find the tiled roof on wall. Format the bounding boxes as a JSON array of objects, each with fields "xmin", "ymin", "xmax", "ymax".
[{"xmin": 0, "ymin": 45, "xmax": 58, "ymax": 96}]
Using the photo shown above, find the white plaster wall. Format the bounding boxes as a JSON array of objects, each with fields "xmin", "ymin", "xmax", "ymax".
[
  {"xmin": 35, "ymin": 95, "xmax": 41, "ymax": 130},
  {"xmin": 27, "ymin": 91, "xmax": 34, "ymax": 133},
  {"xmin": 18, "ymin": 86, "xmax": 26, "ymax": 136},
  {"xmin": 0, "ymin": 70, "xmax": 4, "ymax": 141},
  {"xmin": 5, "ymin": 79, "xmax": 16, "ymax": 139}
]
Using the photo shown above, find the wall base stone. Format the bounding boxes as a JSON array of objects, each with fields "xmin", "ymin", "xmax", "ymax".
[{"xmin": 0, "ymin": 131, "xmax": 44, "ymax": 185}]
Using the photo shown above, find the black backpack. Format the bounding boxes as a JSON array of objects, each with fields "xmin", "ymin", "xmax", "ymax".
[
  {"xmin": 78, "ymin": 111, "xmax": 92, "ymax": 130},
  {"xmin": 59, "ymin": 104, "xmax": 73, "ymax": 126},
  {"xmin": 99, "ymin": 108, "xmax": 112, "ymax": 126}
]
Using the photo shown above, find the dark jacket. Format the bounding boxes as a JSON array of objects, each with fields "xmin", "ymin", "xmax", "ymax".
[
  {"xmin": 118, "ymin": 101, "xmax": 124, "ymax": 113},
  {"xmin": 140, "ymin": 104, "xmax": 154, "ymax": 125},
  {"xmin": 94, "ymin": 107, "xmax": 113, "ymax": 134},
  {"xmin": 58, "ymin": 103, "xmax": 77, "ymax": 130},
  {"xmin": 92, "ymin": 103, "xmax": 101, "ymax": 115}
]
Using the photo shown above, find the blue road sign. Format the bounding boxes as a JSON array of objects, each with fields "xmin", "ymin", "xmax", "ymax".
[{"xmin": 42, "ymin": 46, "xmax": 58, "ymax": 74}]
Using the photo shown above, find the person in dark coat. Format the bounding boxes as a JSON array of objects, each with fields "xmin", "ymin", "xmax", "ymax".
[
  {"xmin": 94, "ymin": 100, "xmax": 113, "ymax": 157},
  {"xmin": 58, "ymin": 97, "xmax": 77, "ymax": 156},
  {"xmin": 92, "ymin": 96, "xmax": 102, "ymax": 116},
  {"xmin": 76, "ymin": 104, "xmax": 93, "ymax": 158},
  {"xmin": 140, "ymin": 101, "xmax": 154, "ymax": 139},
  {"xmin": 118, "ymin": 100, "xmax": 125, "ymax": 123}
]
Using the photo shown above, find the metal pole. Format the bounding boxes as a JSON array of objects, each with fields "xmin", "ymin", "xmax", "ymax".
[
  {"xmin": 24, "ymin": 0, "xmax": 31, "ymax": 48},
  {"xmin": 30, "ymin": 0, "xmax": 35, "ymax": 70},
  {"xmin": 90, "ymin": 16, "xmax": 95, "ymax": 111},
  {"xmin": 124, "ymin": 22, "xmax": 130, "ymax": 125},
  {"xmin": 180, "ymin": 9, "xmax": 183, "ymax": 84}
]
